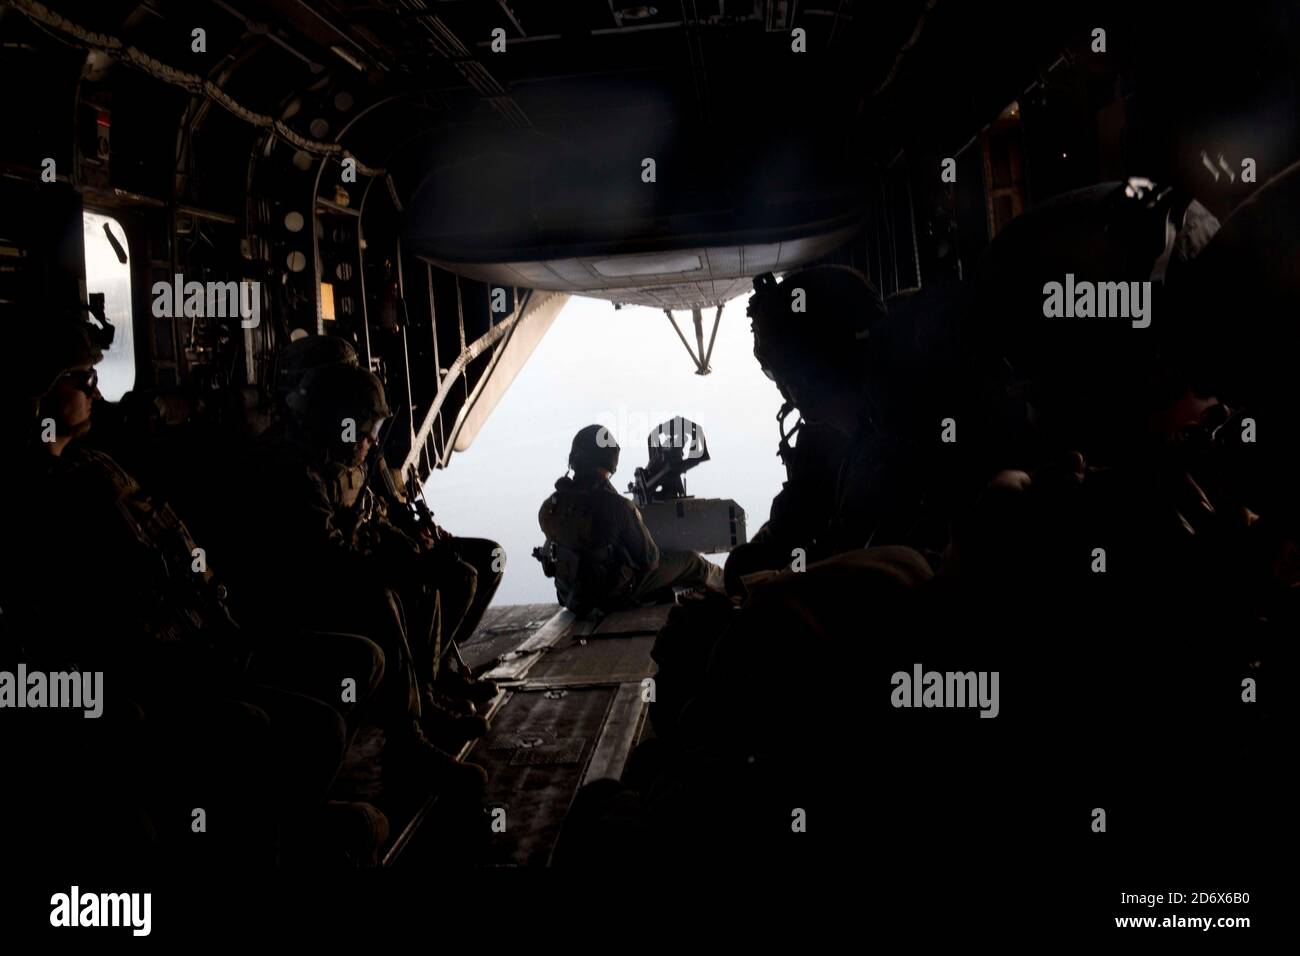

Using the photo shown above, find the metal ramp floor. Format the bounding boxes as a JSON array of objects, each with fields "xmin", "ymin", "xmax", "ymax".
[{"xmin": 385, "ymin": 603, "xmax": 669, "ymax": 866}]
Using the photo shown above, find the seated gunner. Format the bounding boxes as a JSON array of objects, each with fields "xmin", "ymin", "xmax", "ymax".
[{"xmin": 538, "ymin": 424, "xmax": 722, "ymax": 617}]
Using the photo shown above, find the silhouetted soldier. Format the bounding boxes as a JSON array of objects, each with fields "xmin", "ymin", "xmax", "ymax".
[
  {"xmin": 721, "ymin": 420, "xmax": 848, "ymax": 597},
  {"xmin": 539, "ymin": 424, "xmax": 722, "ymax": 616},
  {"xmin": 222, "ymin": 359, "xmax": 489, "ymax": 789},
  {"xmin": 271, "ymin": 335, "xmax": 500, "ymax": 712},
  {"xmin": 0, "ymin": 315, "xmax": 369, "ymax": 868},
  {"xmin": 723, "ymin": 266, "xmax": 948, "ymax": 600}
]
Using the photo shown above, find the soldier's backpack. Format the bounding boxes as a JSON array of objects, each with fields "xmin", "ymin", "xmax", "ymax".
[{"xmin": 539, "ymin": 477, "xmax": 638, "ymax": 616}]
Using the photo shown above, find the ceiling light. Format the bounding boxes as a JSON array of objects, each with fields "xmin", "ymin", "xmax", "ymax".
[{"xmin": 592, "ymin": 252, "xmax": 701, "ymax": 278}]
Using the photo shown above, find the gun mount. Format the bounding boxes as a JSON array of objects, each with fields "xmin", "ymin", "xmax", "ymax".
[
  {"xmin": 627, "ymin": 416, "xmax": 711, "ymax": 508},
  {"xmin": 628, "ymin": 417, "xmax": 746, "ymax": 555}
]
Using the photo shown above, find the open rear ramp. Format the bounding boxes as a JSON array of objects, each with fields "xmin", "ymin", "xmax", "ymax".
[{"xmin": 386, "ymin": 603, "xmax": 670, "ymax": 866}]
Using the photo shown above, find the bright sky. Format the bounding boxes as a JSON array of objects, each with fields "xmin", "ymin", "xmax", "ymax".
[
  {"xmin": 82, "ymin": 211, "xmax": 137, "ymax": 402},
  {"xmin": 424, "ymin": 292, "xmax": 789, "ymax": 606}
]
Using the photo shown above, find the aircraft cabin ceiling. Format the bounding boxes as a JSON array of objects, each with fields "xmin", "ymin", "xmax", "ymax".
[
  {"xmin": 423, "ymin": 222, "xmax": 863, "ymax": 309},
  {"xmin": 13, "ymin": 0, "xmax": 1101, "ymax": 307}
]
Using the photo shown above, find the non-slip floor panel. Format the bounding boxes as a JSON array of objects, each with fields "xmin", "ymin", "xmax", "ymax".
[
  {"xmin": 394, "ymin": 602, "xmax": 673, "ymax": 866},
  {"xmin": 525, "ymin": 633, "xmax": 659, "ymax": 684},
  {"xmin": 470, "ymin": 686, "xmax": 615, "ymax": 865}
]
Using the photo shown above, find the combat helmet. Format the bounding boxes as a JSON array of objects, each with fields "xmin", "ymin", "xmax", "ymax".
[
  {"xmin": 290, "ymin": 363, "xmax": 391, "ymax": 459},
  {"xmin": 24, "ymin": 314, "xmax": 105, "ymax": 403},
  {"xmin": 747, "ymin": 265, "xmax": 887, "ymax": 393},
  {"xmin": 568, "ymin": 424, "xmax": 620, "ymax": 475},
  {"xmin": 273, "ymin": 334, "xmax": 359, "ymax": 409}
]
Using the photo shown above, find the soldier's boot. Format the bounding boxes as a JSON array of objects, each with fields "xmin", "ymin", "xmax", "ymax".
[
  {"xmin": 435, "ymin": 667, "xmax": 500, "ymax": 708},
  {"xmin": 386, "ymin": 722, "xmax": 489, "ymax": 795},
  {"xmin": 427, "ymin": 684, "xmax": 477, "ymax": 716},
  {"xmin": 421, "ymin": 688, "xmax": 490, "ymax": 746},
  {"xmin": 281, "ymin": 800, "xmax": 389, "ymax": 867},
  {"xmin": 321, "ymin": 800, "xmax": 389, "ymax": 867}
]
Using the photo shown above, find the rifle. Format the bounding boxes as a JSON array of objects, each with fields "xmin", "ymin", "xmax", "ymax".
[
  {"xmin": 357, "ymin": 402, "xmax": 407, "ymax": 534},
  {"xmin": 532, "ymin": 542, "xmax": 557, "ymax": 579},
  {"xmin": 359, "ymin": 414, "xmax": 473, "ymax": 673},
  {"xmin": 399, "ymin": 468, "xmax": 474, "ymax": 674},
  {"xmin": 403, "ymin": 469, "xmax": 440, "ymax": 537},
  {"xmin": 354, "ymin": 400, "xmax": 444, "ymax": 544}
]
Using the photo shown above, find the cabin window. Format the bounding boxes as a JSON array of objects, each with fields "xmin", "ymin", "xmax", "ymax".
[{"xmin": 81, "ymin": 211, "xmax": 136, "ymax": 401}]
